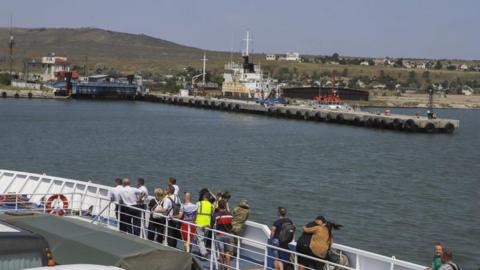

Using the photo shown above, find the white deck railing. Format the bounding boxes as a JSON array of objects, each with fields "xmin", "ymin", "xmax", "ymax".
[
  {"xmin": 0, "ymin": 192, "xmax": 352, "ymax": 270},
  {"xmin": 0, "ymin": 191, "xmax": 426, "ymax": 270},
  {"xmin": 0, "ymin": 169, "xmax": 427, "ymax": 270}
]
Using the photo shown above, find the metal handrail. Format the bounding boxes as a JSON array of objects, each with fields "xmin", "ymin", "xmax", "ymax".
[{"xmin": 0, "ymin": 189, "xmax": 426, "ymax": 270}]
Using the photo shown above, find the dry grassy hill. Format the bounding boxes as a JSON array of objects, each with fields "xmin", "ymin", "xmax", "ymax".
[
  {"xmin": 0, "ymin": 27, "xmax": 236, "ymax": 74},
  {"xmin": 0, "ymin": 27, "xmax": 478, "ymax": 89}
]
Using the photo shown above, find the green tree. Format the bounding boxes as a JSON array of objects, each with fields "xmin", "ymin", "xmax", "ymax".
[
  {"xmin": 332, "ymin": 53, "xmax": 340, "ymax": 61},
  {"xmin": 395, "ymin": 58, "xmax": 404, "ymax": 67},
  {"xmin": 434, "ymin": 60, "xmax": 442, "ymax": 70},
  {"xmin": 0, "ymin": 73, "xmax": 12, "ymax": 85}
]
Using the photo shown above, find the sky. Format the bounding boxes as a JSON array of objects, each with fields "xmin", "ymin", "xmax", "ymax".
[{"xmin": 1, "ymin": 0, "xmax": 479, "ymax": 60}]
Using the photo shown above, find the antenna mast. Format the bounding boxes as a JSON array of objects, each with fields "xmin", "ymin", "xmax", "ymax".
[{"xmin": 243, "ymin": 31, "xmax": 252, "ymax": 56}]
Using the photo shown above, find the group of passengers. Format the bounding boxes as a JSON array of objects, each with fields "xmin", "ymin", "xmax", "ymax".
[
  {"xmin": 110, "ymin": 177, "xmax": 250, "ymax": 270},
  {"xmin": 426, "ymin": 243, "xmax": 462, "ymax": 270},
  {"xmin": 110, "ymin": 179, "xmax": 462, "ymax": 270}
]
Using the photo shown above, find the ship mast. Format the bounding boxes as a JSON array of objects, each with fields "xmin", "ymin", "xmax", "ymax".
[{"xmin": 243, "ymin": 31, "xmax": 252, "ymax": 56}]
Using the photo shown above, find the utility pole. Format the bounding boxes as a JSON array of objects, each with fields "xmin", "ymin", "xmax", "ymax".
[
  {"xmin": 201, "ymin": 53, "xmax": 207, "ymax": 86},
  {"xmin": 9, "ymin": 14, "xmax": 15, "ymax": 77}
]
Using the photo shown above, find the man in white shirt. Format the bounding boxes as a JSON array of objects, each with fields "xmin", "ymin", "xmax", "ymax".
[
  {"xmin": 156, "ymin": 185, "xmax": 182, "ymax": 247},
  {"xmin": 109, "ymin": 178, "xmax": 123, "ymax": 219},
  {"xmin": 136, "ymin": 178, "xmax": 149, "ymax": 209},
  {"xmin": 118, "ymin": 178, "xmax": 145, "ymax": 235}
]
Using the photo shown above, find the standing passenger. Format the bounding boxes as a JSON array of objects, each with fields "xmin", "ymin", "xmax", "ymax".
[
  {"xmin": 137, "ymin": 178, "xmax": 149, "ymax": 209},
  {"xmin": 118, "ymin": 178, "xmax": 145, "ymax": 235},
  {"xmin": 270, "ymin": 207, "xmax": 294, "ymax": 270},
  {"xmin": 439, "ymin": 250, "xmax": 462, "ymax": 270},
  {"xmin": 168, "ymin": 177, "xmax": 180, "ymax": 196},
  {"xmin": 147, "ymin": 188, "xmax": 166, "ymax": 243},
  {"xmin": 195, "ymin": 191, "xmax": 213, "ymax": 258},
  {"xmin": 297, "ymin": 216, "xmax": 341, "ymax": 270},
  {"xmin": 231, "ymin": 199, "xmax": 250, "ymax": 236},
  {"xmin": 110, "ymin": 178, "xmax": 123, "ymax": 219},
  {"xmin": 181, "ymin": 192, "xmax": 197, "ymax": 252},
  {"xmin": 155, "ymin": 185, "xmax": 183, "ymax": 247},
  {"xmin": 231, "ymin": 199, "xmax": 250, "ymax": 257},
  {"xmin": 426, "ymin": 243, "xmax": 444, "ymax": 270},
  {"xmin": 214, "ymin": 200, "xmax": 233, "ymax": 270}
]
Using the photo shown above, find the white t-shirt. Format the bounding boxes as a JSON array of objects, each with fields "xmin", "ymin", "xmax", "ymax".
[
  {"xmin": 109, "ymin": 185, "xmax": 123, "ymax": 203},
  {"xmin": 162, "ymin": 194, "xmax": 181, "ymax": 217},
  {"xmin": 138, "ymin": 185, "xmax": 149, "ymax": 204},
  {"xmin": 182, "ymin": 202, "xmax": 198, "ymax": 222},
  {"xmin": 119, "ymin": 186, "xmax": 143, "ymax": 206},
  {"xmin": 172, "ymin": 184, "xmax": 179, "ymax": 196}
]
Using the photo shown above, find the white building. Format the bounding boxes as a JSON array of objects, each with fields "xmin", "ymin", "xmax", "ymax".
[
  {"xmin": 266, "ymin": 54, "xmax": 277, "ymax": 61},
  {"xmin": 41, "ymin": 53, "xmax": 70, "ymax": 81},
  {"xmin": 360, "ymin": 61, "xmax": 370, "ymax": 66},
  {"xmin": 285, "ymin": 52, "xmax": 301, "ymax": 61},
  {"xmin": 416, "ymin": 63, "xmax": 427, "ymax": 69},
  {"xmin": 460, "ymin": 64, "xmax": 469, "ymax": 71}
]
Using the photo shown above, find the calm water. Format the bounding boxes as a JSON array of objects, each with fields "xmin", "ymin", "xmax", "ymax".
[{"xmin": 0, "ymin": 99, "xmax": 478, "ymax": 269}]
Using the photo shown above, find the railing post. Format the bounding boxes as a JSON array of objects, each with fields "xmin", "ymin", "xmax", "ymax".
[
  {"xmin": 116, "ymin": 204, "xmax": 120, "ymax": 231},
  {"xmin": 356, "ymin": 254, "xmax": 360, "ymax": 270},
  {"xmin": 209, "ymin": 229, "xmax": 214, "ymax": 270},
  {"xmin": 15, "ymin": 195, "xmax": 18, "ymax": 211},
  {"xmin": 140, "ymin": 211, "xmax": 145, "ymax": 239},
  {"xmin": 264, "ymin": 242, "xmax": 269, "ymax": 270},
  {"xmin": 294, "ymin": 251, "xmax": 298, "ymax": 270},
  {"xmin": 107, "ymin": 202, "xmax": 111, "ymax": 226},
  {"xmin": 187, "ymin": 223, "xmax": 191, "ymax": 252},
  {"xmin": 390, "ymin": 256, "xmax": 396, "ymax": 270},
  {"xmin": 163, "ymin": 217, "xmax": 169, "ymax": 246},
  {"xmin": 236, "ymin": 235, "xmax": 240, "ymax": 270},
  {"xmin": 79, "ymin": 193, "xmax": 84, "ymax": 216}
]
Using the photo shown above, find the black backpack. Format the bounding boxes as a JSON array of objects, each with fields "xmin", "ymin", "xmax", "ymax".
[
  {"xmin": 278, "ymin": 221, "xmax": 296, "ymax": 244},
  {"xmin": 168, "ymin": 196, "xmax": 182, "ymax": 216}
]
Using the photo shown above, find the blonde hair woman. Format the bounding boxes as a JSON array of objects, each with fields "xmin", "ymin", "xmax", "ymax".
[{"xmin": 147, "ymin": 188, "xmax": 166, "ymax": 243}]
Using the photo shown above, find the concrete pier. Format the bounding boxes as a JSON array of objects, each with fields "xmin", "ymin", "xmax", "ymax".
[
  {"xmin": 0, "ymin": 89, "xmax": 54, "ymax": 99},
  {"xmin": 145, "ymin": 94, "xmax": 460, "ymax": 133}
]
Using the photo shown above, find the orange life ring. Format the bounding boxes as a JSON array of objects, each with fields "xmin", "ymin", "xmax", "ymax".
[
  {"xmin": 46, "ymin": 194, "xmax": 69, "ymax": 216},
  {"xmin": 0, "ymin": 195, "xmax": 5, "ymax": 204}
]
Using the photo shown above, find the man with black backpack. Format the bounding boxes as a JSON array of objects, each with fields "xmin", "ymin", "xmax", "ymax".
[
  {"xmin": 156, "ymin": 185, "xmax": 183, "ymax": 247},
  {"xmin": 270, "ymin": 207, "xmax": 295, "ymax": 270}
]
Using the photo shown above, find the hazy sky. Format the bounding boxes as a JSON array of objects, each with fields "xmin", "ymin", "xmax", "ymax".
[{"xmin": 1, "ymin": 0, "xmax": 479, "ymax": 60}]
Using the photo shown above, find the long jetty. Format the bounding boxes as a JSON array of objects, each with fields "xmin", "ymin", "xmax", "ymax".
[
  {"xmin": 143, "ymin": 94, "xmax": 459, "ymax": 133},
  {"xmin": 1, "ymin": 89, "xmax": 460, "ymax": 133}
]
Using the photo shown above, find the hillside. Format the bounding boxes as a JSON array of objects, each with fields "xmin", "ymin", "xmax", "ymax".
[{"xmin": 0, "ymin": 27, "xmax": 234, "ymax": 73}]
